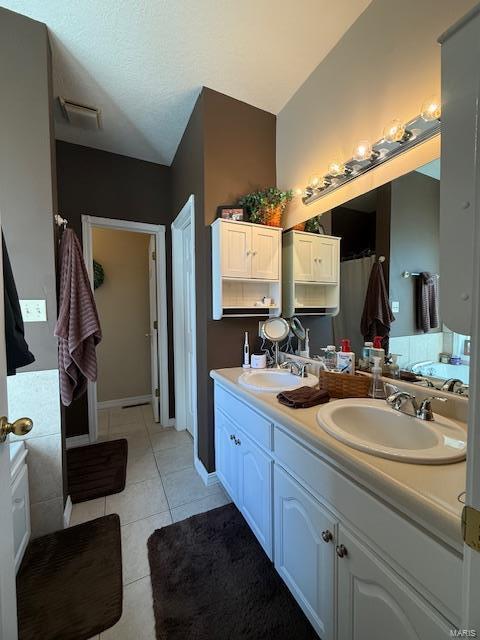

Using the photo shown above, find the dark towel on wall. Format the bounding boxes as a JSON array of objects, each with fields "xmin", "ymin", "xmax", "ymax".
[
  {"xmin": 55, "ymin": 229, "xmax": 102, "ymax": 406},
  {"xmin": 3, "ymin": 234, "xmax": 35, "ymax": 375},
  {"xmin": 416, "ymin": 272, "xmax": 439, "ymax": 333},
  {"xmin": 277, "ymin": 386, "xmax": 330, "ymax": 409},
  {"xmin": 360, "ymin": 261, "xmax": 395, "ymax": 352}
]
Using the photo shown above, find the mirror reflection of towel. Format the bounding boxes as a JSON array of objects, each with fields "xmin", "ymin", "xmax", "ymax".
[
  {"xmin": 3, "ymin": 233, "xmax": 35, "ymax": 375},
  {"xmin": 360, "ymin": 261, "xmax": 395, "ymax": 352},
  {"xmin": 416, "ymin": 272, "xmax": 439, "ymax": 333}
]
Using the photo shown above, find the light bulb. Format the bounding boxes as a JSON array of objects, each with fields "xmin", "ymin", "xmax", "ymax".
[
  {"xmin": 353, "ymin": 140, "xmax": 373, "ymax": 162},
  {"xmin": 421, "ymin": 97, "xmax": 441, "ymax": 121},
  {"xmin": 293, "ymin": 187, "xmax": 303, "ymax": 197},
  {"xmin": 383, "ymin": 119, "xmax": 406, "ymax": 143},
  {"xmin": 308, "ymin": 174, "xmax": 320, "ymax": 188},
  {"xmin": 328, "ymin": 161, "xmax": 345, "ymax": 177}
]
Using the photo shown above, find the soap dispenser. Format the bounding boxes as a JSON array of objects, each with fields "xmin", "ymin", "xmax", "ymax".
[{"xmin": 368, "ymin": 356, "xmax": 386, "ymax": 399}]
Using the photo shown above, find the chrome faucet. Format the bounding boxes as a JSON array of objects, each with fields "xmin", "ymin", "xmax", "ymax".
[
  {"xmin": 441, "ymin": 378, "xmax": 464, "ymax": 393},
  {"xmin": 280, "ymin": 360, "xmax": 308, "ymax": 378},
  {"xmin": 385, "ymin": 385, "xmax": 446, "ymax": 421}
]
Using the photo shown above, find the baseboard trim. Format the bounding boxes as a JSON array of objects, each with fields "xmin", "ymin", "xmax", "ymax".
[
  {"xmin": 63, "ymin": 496, "xmax": 72, "ymax": 528},
  {"xmin": 194, "ymin": 456, "xmax": 218, "ymax": 487},
  {"xmin": 66, "ymin": 434, "xmax": 90, "ymax": 449},
  {"xmin": 97, "ymin": 395, "xmax": 152, "ymax": 410}
]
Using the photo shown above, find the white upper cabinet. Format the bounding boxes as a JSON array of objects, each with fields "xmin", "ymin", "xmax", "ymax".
[
  {"xmin": 314, "ymin": 236, "xmax": 338, "ymax": 283},
  {"xmin": 212, "ymin": 219, "xmax": 282, "ymax": 319},
  {"xmin": 220, "ymin": 221, "xmax": 251, "ymax": 278},
  {"xmin": 294, "ymin": 234, "xmax": 316, "ymax": 281},
  {"xmin": 250, "ymin": 225, "xmax": 280, "ymax": 280}
]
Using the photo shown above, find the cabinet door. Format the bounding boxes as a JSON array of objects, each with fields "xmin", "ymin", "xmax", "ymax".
[
  {"xmin": 236, "ymin": 429, "xmax": 273, "ymax": 558},
  {"xmin": 274, "ymin": 465, "xmax": 335, "ymax": 639},
  {"xmin": 337, "ymin": 526, "xmax": 452, "ymax": 640},
  {"xmin": 220, "ymin": 222, "xmax": 251, "ymax": 278},
  {"xmin": 214, "ymin": 409, "xmax": 238, "ymax": 501},
  {"xmin": 313, "ymin": 236, "xmax": 338, "ymax": 283},
  {"xmin": 250, "ymin": 226, "xmax": 280, "ymax": 280},
  {"xmin": 293, "ymin": 235, "xmax": 316, "ymax": 281}
]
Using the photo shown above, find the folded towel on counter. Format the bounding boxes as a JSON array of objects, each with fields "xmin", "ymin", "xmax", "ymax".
[
  {"xmin": 277, "ymin": 386, "xmax": 330, "ymax": 409},
  {"xmin": 416, "ymin": 272, "xmax": 439, "ymax": 333}
]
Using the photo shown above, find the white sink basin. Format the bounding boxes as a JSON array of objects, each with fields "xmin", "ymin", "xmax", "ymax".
[
  {"xmin": 238, "ymin": 369, "xmax": 318, "ymax": 393},
  {"xmin": 316, "ymin": 398, "xmax": 466, "ymax": 464}
]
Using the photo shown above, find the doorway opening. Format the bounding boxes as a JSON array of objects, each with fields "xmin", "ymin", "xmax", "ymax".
[{"xmin": 82, "ymin": 216, "xmax": 170, "ymax": 440}]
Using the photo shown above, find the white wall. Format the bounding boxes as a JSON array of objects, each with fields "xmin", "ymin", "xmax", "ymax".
[{"xmin": 277, "ymin": 0, "xmax": 477, "ymax": 228}]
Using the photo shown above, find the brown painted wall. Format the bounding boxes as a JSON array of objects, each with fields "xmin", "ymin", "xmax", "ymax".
[
  {"xmin": 171, "ymin": 87, "xmax": 276, "ymax": 472},
  {"xmin": 56, "ymin": 141, "xmax": 173, "ymax": 436}
]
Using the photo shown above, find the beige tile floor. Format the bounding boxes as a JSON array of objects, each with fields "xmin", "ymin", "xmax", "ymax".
[{"xmin": 71, "ymin": 404, "xmax": 231, "ymax": 640}]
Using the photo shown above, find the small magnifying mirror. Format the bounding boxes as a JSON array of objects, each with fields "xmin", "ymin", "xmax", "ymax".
[
  {"xmin": 262, "ymin": 318, "xmax": 289, "ymax": 368},
  {"xmin": 290, "ymin": 317, "xmax": 306, "ymax": 341}
]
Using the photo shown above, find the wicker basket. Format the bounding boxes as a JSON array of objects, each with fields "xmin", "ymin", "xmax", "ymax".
[
  {"xmin": 318, "ymin": 370, "xmax": 370, "ymax": 399},
  {"xmin": 263, "ymin": 206, "xmax": 283, "ymax": 227},
  {"xmin": 292, "ymin": 221, "xmax": 306, "ymax": 231}
]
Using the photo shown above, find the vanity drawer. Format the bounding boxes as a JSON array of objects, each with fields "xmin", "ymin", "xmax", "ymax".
[
  {"xmin": 274, "ymin": 426, "xmax": 462, "ymax": 624},
  {"xmin": 215, "ymin": 385, "xmax": 272, "ymax": 451}
]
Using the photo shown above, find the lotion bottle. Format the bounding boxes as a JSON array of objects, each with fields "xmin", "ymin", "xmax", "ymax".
[{"xmin": 336, "ymin": 339, "xmax": 355, "ymax": 375}]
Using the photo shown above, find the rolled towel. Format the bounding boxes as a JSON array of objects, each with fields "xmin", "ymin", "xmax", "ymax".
[{"xmin": 277, "ymin": 386, "xmax": 330, "ymax": 409}]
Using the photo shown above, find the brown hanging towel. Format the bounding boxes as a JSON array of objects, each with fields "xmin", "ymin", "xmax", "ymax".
[
  {"xmin": 55, "ymin": 228, "xmax": 102, "ymax": 406},
  {"xmin": 416, "ymin": 272, "xmax": 439, "ymax": 333},
  {"xmin": 360, "ymin": 260, "xmax": 395, "ymax": 353}
]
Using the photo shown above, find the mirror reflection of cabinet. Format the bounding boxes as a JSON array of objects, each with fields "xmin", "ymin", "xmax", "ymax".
[{"xmin": 283, "ymin": 230, "xmax": 340, "ymax": 317}]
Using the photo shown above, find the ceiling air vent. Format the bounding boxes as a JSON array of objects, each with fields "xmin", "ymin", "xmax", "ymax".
[{"xmin": 59, "ymin": 97, "xmax": 101, "ymax": 130}]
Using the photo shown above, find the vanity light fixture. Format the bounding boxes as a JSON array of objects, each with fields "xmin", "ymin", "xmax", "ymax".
[{"xmin": 302, "ymin": 100, "xmax": 441, "ymax": 206}]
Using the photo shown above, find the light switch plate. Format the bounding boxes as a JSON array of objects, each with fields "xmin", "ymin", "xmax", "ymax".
[
  {"xmin": 391, "ymin": 301, "xmax": 400, "ymax": 313},
  {"xmin": 20, "ymin": 299, "xmax": 47, "ymax": 322}
]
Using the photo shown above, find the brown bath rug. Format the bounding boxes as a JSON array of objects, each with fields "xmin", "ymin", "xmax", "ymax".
[
  {"xmin": 17, "ymin": 514, "xmax": 122, "ymax": 640},
  {"xmin": 148, "ymin": 503, "xmax": 317, "ymax": 640},
  {"xmin": 67, "ymin": 438, "xmax": 128, "ymax": 503}
]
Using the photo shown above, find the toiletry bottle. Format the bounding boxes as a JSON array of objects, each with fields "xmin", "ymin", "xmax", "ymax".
[
  {"xmin": 389, "ymin": 354, "xmax": 400, "ymax": 379},
  {"xmin": 300, "ymin": 328, "xmax": 310, "ymax": 358},
  {"xmin": 243, "ymin": 331, "xmax": 250, "ymax": 369},
  {"xmin": 371, "ymin": 336, "xmax": 385, "ymax": 370},
  {"xmin": 324, "ymin": 345, "xmax": 337, "ymax": 370},
  {"xmin": 368, "ymin": 356, "xmax": 386, "ymax": 399},
  {"xmin": 337, "ymin": 339, "xmax": 355, "ymax": 375},
  {"xmin": 362, "ymin": 341, "xmax": 373, "ymax": 369}
]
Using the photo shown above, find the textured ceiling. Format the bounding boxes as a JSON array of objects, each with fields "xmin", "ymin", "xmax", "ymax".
[{"xmin": 3, "ymin": 0, "xmax": 371, "ymax": 165}]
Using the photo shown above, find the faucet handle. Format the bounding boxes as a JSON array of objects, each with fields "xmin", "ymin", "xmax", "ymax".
[
  {"xmin": 417, "ymin": 395, "xmax": 447, "ymax": 421},
  {"xmin": 384, "ymin": 383, "xmax": 400, "ymax": 397}
]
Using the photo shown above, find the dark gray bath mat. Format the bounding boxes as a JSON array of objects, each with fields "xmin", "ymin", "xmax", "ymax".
[
  {"xmin": 147, "ymin": 503, "xmax": 317, "ymax": 639},
  {"xmin": 67, "ymin": 438, "xmax": 128, "ymax": 503},
  {"xmin": 17, "ymin": 514, "xmax": 122, "ymax": 640}
]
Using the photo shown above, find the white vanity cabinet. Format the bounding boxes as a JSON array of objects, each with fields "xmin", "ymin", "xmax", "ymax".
[
  {"xmin": 212, "ymin": 219, "xmax": 282, "ymax": 319},
  {"xmin": 212, "ymin": 378, "xmax": 461, "ymax": 640},
  {"xmin": 282, "ymin": 230, "xmax": 340, "ymax": 317},
  {"xmin": 274, "ymin": 465, "xmax": 336, "ymax": 639},
  {"xmin": 337, "ymin": 527, "xmax": 452, "ymax": 639}
]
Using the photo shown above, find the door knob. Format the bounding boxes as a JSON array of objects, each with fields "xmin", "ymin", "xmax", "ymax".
[{"xmin": 0, "ymin": 416, "xmax": 33, "ymax": 443}]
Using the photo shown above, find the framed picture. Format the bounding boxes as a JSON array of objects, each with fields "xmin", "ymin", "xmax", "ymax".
[{"xmin": 217, "ymin": 206, "xmax": 245, "ymax": 221}]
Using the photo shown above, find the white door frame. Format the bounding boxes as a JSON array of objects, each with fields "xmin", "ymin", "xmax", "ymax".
[
  {"xmin": 172, "ymin": 196, "xmax": 198, "ymax": 452},
  {"xmin": 81, "ymin": 215, "xmax": 170, "ymax": 440}
]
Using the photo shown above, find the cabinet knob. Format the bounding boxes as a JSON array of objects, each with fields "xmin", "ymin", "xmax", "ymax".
[
  {"xmin": 321, "ymin": 530, "xmax": 333, "ymax": 543},
  {"xmin": 235, "ymin": 437, "xmax": 241, "ymax": 446},
  {"xmin": 336, "ymin": 544, "xmax": 348, "ymax": 558},
  {"xmin": 230, "ymin": 434, "xmax": 235, "ymax": 440}
]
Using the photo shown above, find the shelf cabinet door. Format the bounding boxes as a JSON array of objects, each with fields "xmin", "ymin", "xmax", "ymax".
[
  {"xmin": 214, "ymin": 409, "xmax": 238, "ymax": 501},
  {"xmin": 274, "ymin": 465, "xmax": 336, "ymax": 639},
  {"xmin": 236, "ymin": 429, "xmax": 273, "ymax": 558},
  {"xmin": 313, "ymin": 236, "xmax": 338, "ymax": 283},
  {"xmin": 220, "ymin": 221, "xmax": 251, "ymax": 278},
  {"xmin": 293, "ymin": 235, "xmax": 316, "ymax": 282},
  {"xmin": 337, "ymin": 526, "xmax": 452, "ymax": 640},
  {"xmin": 250, "ymin": 226, "xmax": 280, "ymax": 280}
]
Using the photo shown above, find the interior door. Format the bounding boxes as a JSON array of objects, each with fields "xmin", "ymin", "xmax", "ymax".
[
  {"xmin": 182, "ymin": 221, "xmax": 194, "ymax": 435},
  {"xmin": 220, "ymin": 222, "xmax": 251, "ymax": 278},
  {"xmin": 148, "ymin": 235, "xmax": 160, "ymax": 423},
  {"xmin": 250, "ymin": 226, "xmax": 279, "ymax": 280},
  {"xmin": 0, "ymin": 222, "xmax": 19, "ymax": 640}
]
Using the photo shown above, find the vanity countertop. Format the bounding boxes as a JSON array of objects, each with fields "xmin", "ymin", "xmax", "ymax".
[{"xmin": 210, "ymin": 367, "xmax": 466, "ymax": 553}]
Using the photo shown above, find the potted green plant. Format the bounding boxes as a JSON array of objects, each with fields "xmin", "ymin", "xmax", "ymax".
[
  {"xmin": 304, "ymin": 215, "xmax": 326, "ymax": 234},
  {"xmin": 238, "ymin": 187, "xmax": 293, "ymax": 227}
]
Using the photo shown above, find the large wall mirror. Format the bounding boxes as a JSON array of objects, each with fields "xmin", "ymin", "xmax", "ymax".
[{"xmin": 283, "ymin": 158, "xmax": 470, "ymax": 395}]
